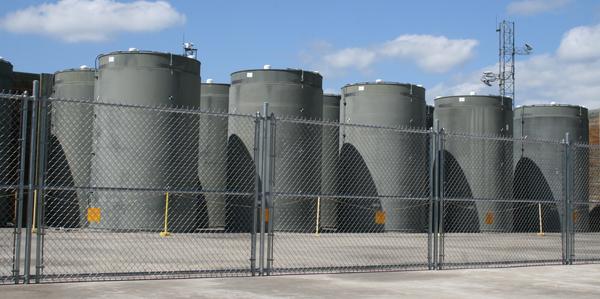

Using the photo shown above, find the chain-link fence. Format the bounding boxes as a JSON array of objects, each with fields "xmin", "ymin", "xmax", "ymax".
[
  {"xmin": 269, "ymin": 119, "xmax": 431, "ymax": 274},
  {"xmin": 3, "ymin": 82, "xmax": 600, "ymax": 284},
  {"xmin": 572, "ymin": 143, "xmax": 600, "ymax": 264},
  {"xmin": 440, "ymin": 134, "xmax": 565, "ymax": 268},
  {"xmin": 35, "ymin": 98, "xmax": 259, "ymax": 282},
  {"xmin": 0, "ymin": 92, "xmax": 27, "ymax": 284}
]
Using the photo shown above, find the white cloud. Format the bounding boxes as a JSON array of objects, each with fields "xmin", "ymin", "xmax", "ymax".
[
  {"xmin": 430, "ymin": 23, "xmax": 600, "ymax": 110},
  {"xmin": 516, "ymin": 54, "xmax": 600, "ymax": 108},
  {"xmin": 380, "ymin": 35, "xmax": 479, "ymax": 73},
  {"xmin": 507, "ymin": 0, "xmax": 572, "ymax": 16},
  {"xmin": 557, "ymin": 24, "xmax": 600, "ymax": 61},
  {"xmin": 324, "ymin": 48, "xmax": 377, "ymax": 70},
  {"xmin": 0, "ymin": 0, "xmax": 185, "ymax": 42},
  {"xmin": 308, "ymin": 34, "xmax": 478, "ymax": 76}
]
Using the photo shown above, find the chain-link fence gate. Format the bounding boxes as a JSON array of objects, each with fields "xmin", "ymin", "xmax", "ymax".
[
  {"xmin": 3, "ymin": 81, "xmax": 600, "ymax": 284},
  {"xmin": 438, "ymin": 133, "xmax": 566, "ymax": 268},
  {"xmin": 572, "ymin": 143, "xmax": 600, "ymax": 264},
  {"xmin": 35, "ymin": 97, "xmax": 260, "ymax": 282},
  {"xmin": 267, "ymin": 115, "xmax": 433, "ymax": 274},
  {"xmin": 0, "ymin": 91, "xmax": 27, "ymax": 284},
  {"xmin": 0, "ymin": 91, "xmax": 32, "ymax": 284}
]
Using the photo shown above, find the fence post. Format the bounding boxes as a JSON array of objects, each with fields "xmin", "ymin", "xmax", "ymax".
[
  {"xmin": 24, "ymin": 81, "xmax": 39, "ymax": 284},
  {"xmin": 563, "ymin": 132, "xmax": 572, "ymax": 265},
  {"xmin": 266, "ymin": 112, "xmax": 275, "ymax": 275},
  {"xmin": 34, "ymin": 93, "xmax": 50, "ymax": 283},
  {"xmin": 428, "ymin": 122, "xmax": 438, "ymax": 270},
  {"xmin": 570, "ymin": 145, "xmax": 576, "ymax": 265},
  {"xmin": 568, "ymin": 133, "xmax": 575, "ymax": 265},
  {"xmin": 13, "ymin": 91, "xmax": 30, "ymax": 284},
  {"xmin": 437, "ymin": 127, "xmax": 446, "ymax": 270},
  {"xmin": 257, "ymin": 105, "xmax": 266, "ymax": 276},
  {"xmin": 250, "ymin": 112, "xmax": 261, "ymax": 276}
]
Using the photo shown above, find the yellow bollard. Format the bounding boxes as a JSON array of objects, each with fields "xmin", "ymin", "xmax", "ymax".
[
  {"xmin": 537, "ymin": 203, "xmax": 545, "ymax": 236},
  {"xmin": 160, "ymin": 192, "xmax": 171, "ymax": 237},
  {"xmin": 315, "ymin": 197, "xmax": 320, "ymax": 236},
  {"xmin": 32, "ymin": 190, "xmax": 37, "ymax": 234}
]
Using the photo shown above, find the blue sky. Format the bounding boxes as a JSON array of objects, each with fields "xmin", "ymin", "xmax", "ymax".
[{"xmin": 1, "ymin": 0, "xmax": 599, "ymax": 108}]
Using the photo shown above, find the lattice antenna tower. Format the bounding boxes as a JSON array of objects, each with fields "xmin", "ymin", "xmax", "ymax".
[{"xmin": 481, "ymin": 20, "xmax": 532, "ymax": 107}]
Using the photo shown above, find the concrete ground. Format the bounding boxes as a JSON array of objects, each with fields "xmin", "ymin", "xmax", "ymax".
[{"xmin": 3, "ymin": 264, "xmax": 600, "ymax": 298}]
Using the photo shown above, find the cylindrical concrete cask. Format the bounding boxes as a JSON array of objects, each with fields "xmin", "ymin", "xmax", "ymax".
[
  {"xmin": 92, "ymin": 50, "xmax": 201, "ymax": 231},
  {"xmin": 199, "ymin": 82, "xmax": 229, "ymax": 229},
  {"xmin": 321, "ymin": 93, "xmax": 340, "ymax": 231},
  {"xmin": 47, "ymin": 67, "xmax": 95, "ymax": 228},
  {"xmin": 340, "ymin": 82, "xmax": 428, "ymax": 232},
  {"xmin": 514, "ymin": 104, "xmax": 589, "ymax": 232},
  {"xmin": 228, "ymin": 68, "xmax": 323, "ymax": 232},
  {"xmin": 434, "ymin": 95, "xmax": 513, "ymax": 232}
]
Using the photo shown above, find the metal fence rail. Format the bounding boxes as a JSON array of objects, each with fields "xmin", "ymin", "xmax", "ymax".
[{"xmin": 1, "ymin": 83, "xmax": 600, "ymax": 284}]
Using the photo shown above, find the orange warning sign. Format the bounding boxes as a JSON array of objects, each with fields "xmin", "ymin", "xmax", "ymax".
[
  {"xmin": 265, "ymin": 208, "xmax": 270, "ymax": 223},
  {"xmin": 485, "ymin": 211, "xmax": 494, "ymax": 225},
  {"xmin": 87, "ymin": 208, "xmax": 101, "ymax": 223},
  {"xmin": 375, "ymin": 210, "xmax": 386, "ymax": 225}
]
